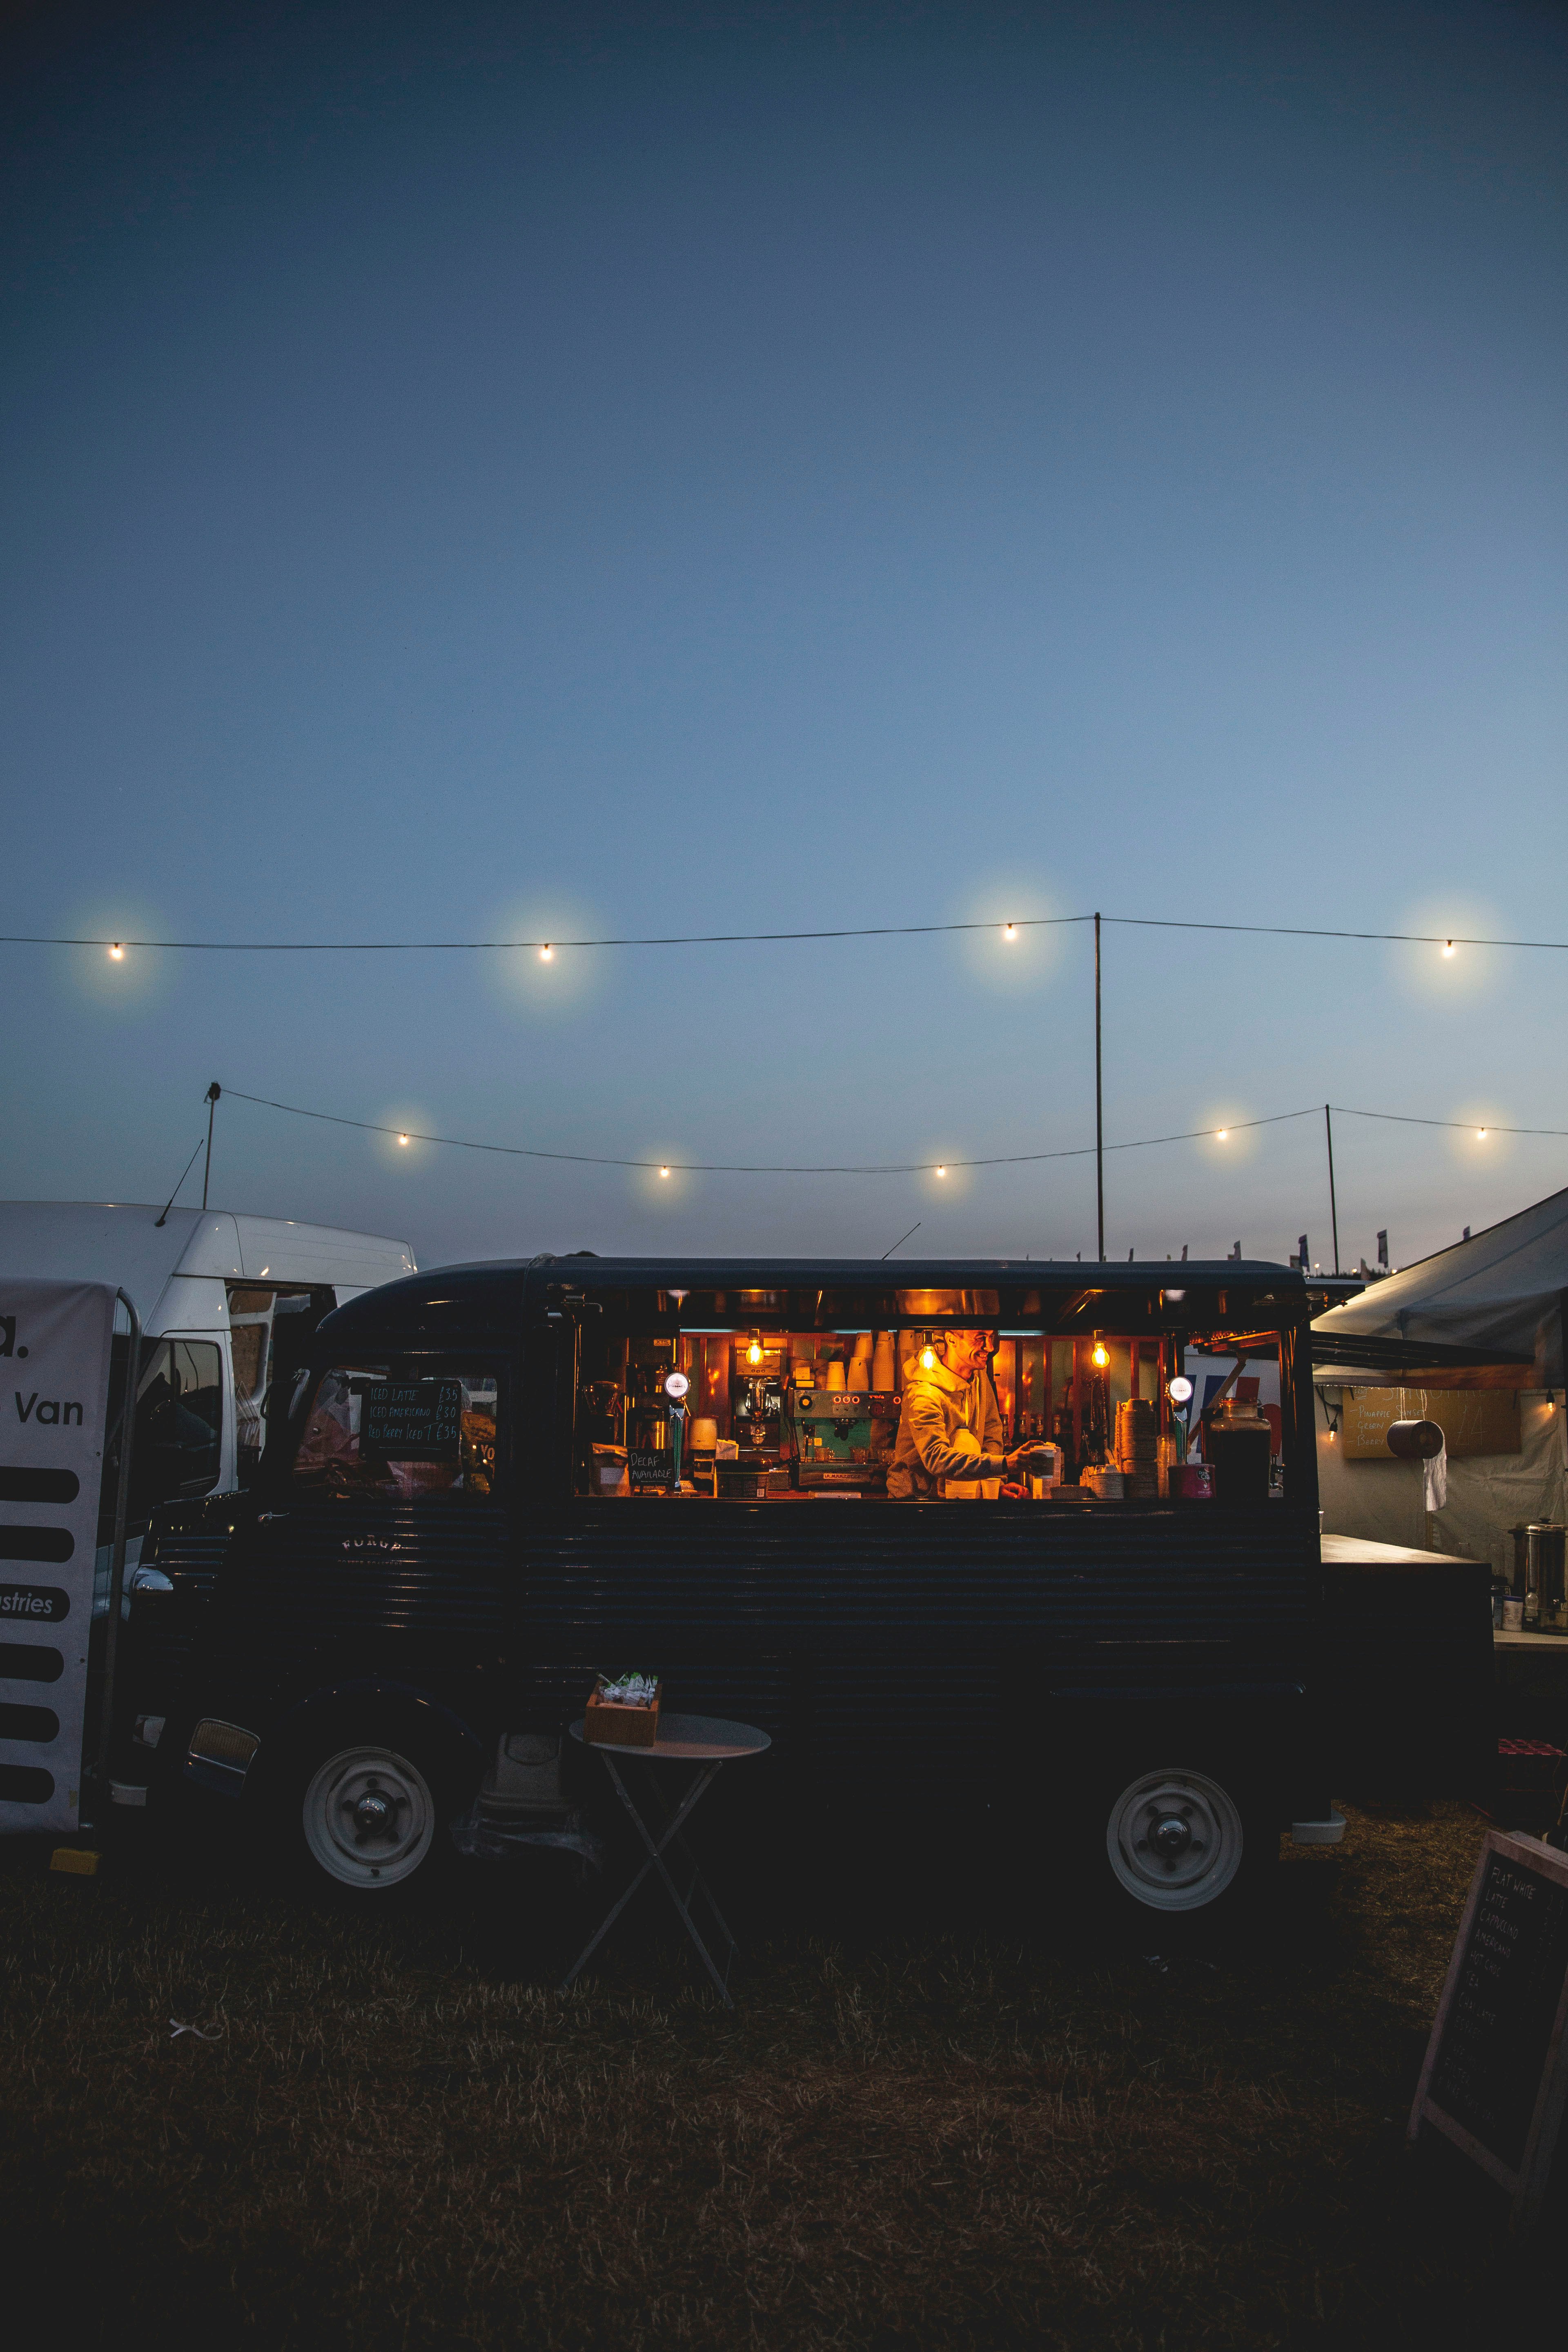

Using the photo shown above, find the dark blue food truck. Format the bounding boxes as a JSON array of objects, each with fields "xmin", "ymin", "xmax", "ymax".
[{"xmin": 118, "ymin": 1254, "xmax": 1357, "ymax": 1921}]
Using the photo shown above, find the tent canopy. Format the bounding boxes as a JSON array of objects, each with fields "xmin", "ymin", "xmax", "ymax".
[{"xmin": 1312, "ymin": 1185, "xmax": 1568, "ymax": 1385}]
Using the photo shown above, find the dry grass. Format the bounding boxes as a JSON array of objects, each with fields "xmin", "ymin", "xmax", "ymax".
[{"xmin": 0, "ymin": 1800, "xmax": 1561, "ymax": 2348}]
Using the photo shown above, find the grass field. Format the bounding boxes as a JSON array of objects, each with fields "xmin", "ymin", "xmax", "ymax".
[{"xmin": 1, "ymin": 1798, "xmax": 1561, "ymax": 2349}]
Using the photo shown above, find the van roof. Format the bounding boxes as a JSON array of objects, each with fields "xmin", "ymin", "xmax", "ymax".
[
  {"xmin": 0, "ymin": 1202, "xmax": 415, "ymax": 1328},
  {"xmin": 320, "ymin": 1254, "xmax": 1304, "ymax": 1352}
]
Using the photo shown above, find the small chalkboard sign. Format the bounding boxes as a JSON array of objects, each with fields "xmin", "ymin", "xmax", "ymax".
[
  {"xmin": 1409, "ymin": 1829, "xmax": 1568, "ymax": 2233},
  {"xmin": 363, "ymin": 1380, "xmax": 461, "ymax": 1462},
  {"xmin": 628, "ymin": 1447, "xmax": 672, "ymax": 1492}
]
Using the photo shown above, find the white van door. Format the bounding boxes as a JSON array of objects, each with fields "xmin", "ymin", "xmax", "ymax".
[{"xmin": 0, "ymin": 1279, "xmax": 118, "ymax": 1835}]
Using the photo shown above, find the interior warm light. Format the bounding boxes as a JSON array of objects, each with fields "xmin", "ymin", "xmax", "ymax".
[
  {"xmin": 920, "ymin": 1345, "xmax": 936, "ymax": 1371},
  {"xmin": 108, "ymin": 943, "xmax": 124, "ymax": 960},
  {"xmin": 1091, "ymin": 1339, "xmax": 1109, "ymax": 1369},
  {"xmin": 397, "ymin": 1134, "xmax": 410, "ymax": 1146},
  {"xmin": 1002, "ymin": 923, "xmax": 1017, "ymax": 940},
  {"xmin": 539, "ymin": 944, "xmax": 553, "ymax": 961},
  {"xmin": 1167, "ymin": 1375, "xmax": 1194, "ymax": 1405},
  {"xmin": 1442, "ymin": 940, "xmax": 1455, "ymax": 958},
  {"xmin": 663, "ymin": 1371, "xmax": 689, "ymax": 1400},
  {"xmin": 747, "ymin": 1332, "xmax": 763, "ymax": 1366}
]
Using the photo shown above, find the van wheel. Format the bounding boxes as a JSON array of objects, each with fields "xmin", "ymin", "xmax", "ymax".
[
  {"xmin": 298, "ymin": 1740, "xmax": 443, "ymax": 1894},
  {"xmin": 1102, "ymin": 1766, "xmax": 1250, "ymax": 1915}
]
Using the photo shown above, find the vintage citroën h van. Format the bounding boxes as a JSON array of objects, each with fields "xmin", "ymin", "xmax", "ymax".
[{"xmin": 121, "ymin": 1254, "xmax": 1344, "ymax": 1920}]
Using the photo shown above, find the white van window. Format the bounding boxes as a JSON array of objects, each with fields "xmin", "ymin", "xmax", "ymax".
[
  {"xmin": 228, "ymin": 1285, "xmax": 319, "ymax": 1485},
  {"xmin": 130, "ymin": 1340, "xmax": 223, "ymax": 1518},
  {"xmin": 293, "ymin": 1368, "xmax": 499, "ymax": 1501}
]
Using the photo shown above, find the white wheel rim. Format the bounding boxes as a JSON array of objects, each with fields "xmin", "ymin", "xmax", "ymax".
[
  {"xmin": 1105, "ymin": 1768, "xmax": 1244, "ymax": 1911},
  {"xmin": 302, "ymin": 1744, "xmax": 434, "ymax": 1889}
]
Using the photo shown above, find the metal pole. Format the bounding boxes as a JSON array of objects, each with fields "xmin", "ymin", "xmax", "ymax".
[
  {"xmin": 201, "ymin": 1082, "xmax": 221, "ymax": 1209},
  {"xmin": 1094, "ymin": 913, "xmax": 1105, "ymax": 1261},
  {"xmin": 93, "ymin": 1287, "xmax": 141, "ymax": 1811},
  {"xmin": 1325, "ymin": 1104, "xmax": 1340, "ymax": 1276}
]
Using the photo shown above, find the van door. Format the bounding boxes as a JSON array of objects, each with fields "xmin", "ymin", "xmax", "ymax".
[{"xmin": 189, "ymin": 1355, "xmax": 509, "ymax": 1736}]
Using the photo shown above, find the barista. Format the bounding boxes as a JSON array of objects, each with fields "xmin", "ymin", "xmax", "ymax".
[{"xmin": 886, "ymin": 1329, "xmax": 1042, "ymax": 1500}]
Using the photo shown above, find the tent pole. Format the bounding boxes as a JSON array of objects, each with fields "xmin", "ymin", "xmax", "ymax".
[
  {"xmin": 1325, "ymin": 1104, "xmax": 1340, "ymax": 1276},
  {"xmin": 1094, "ymin": 913, "xmax": 1105, "ymax": 1261}
]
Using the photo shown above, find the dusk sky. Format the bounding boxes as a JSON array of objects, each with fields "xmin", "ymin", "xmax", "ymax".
[{"xmin": 3, "ymin": 1, "xmax": 1564, "ymax": 1274}]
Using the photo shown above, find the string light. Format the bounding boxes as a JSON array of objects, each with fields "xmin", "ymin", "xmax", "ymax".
[
  {"xmin": 108, "ymin": 943, "xmax": 123, "ymax": 960},
  {"xmin": 397, "ymin": 1134, "xmax": 410, "ymax": 1146},
  {"xmin": 539, "ymin": 944, "xmax": 552, "ymax": 961},
  {"xmin": 1216, "ymin": 1129, "xmax": 1228, "ymax": 1141},
  {"xmin": 935, "ymin": 1165, "xmax": 947, "ymax": 1178},
  {"xmin": 19, "ymin": 915, "xmax": 1568, "ymax": 956},
  {"xmin": 1477, "ymin": 1127, "xmax": 1487, "ymax": 1139},
  {"xmin": 212, "ymin": 1086, "xmax": 1568, "ymax": 1180}
]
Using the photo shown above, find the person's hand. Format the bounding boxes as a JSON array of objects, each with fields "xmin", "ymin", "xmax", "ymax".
[
  {"xmin": 1000, "ymin": 1480, "xmax": 1027, "ymax": 1500},
  {"xmin": 1004, "ymin": 1444, "xmax": 1044, "ymax": 1476}
]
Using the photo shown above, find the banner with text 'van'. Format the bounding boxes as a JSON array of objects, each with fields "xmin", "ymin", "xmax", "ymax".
[{"xmin": 0, "ymin": 1280, "xmax": 116, "ymax": 1835}]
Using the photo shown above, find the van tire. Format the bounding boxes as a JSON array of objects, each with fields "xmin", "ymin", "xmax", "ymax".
[
  {"xmin": 1096, "ymin": 1763, "xmax": 1274, "ymax": 1927},
  {"xmin": 274, "ymin": 1716, "xmax": 472, "ymax": 1899}
]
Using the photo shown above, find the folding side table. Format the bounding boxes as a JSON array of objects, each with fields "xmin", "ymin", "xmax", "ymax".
[{"xmin": 562, "ymin": 1712, "xmax": 771, "ymax": 2009}]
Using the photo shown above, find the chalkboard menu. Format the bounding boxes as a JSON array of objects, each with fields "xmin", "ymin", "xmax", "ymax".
[
  {"xmin": 1410, "ymin": 1829, "xmax": 1568, "ymax": 2233},
  {"xmin": 628, "ymin": 1447, "xmax": 673, "ymax": 1492},
  {"xmin": 363, "ymin": 1381, "xmax": 461, "ymax": 1462}
]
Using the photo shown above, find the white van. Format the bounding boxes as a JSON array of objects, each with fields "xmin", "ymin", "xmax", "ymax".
[{"xmin": 0, "ymin": 1203, "xmax": 415, "ymax": 1544}]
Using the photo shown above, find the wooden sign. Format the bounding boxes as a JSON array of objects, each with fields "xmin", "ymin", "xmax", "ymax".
[
  {"xmin": 1409, "ymin": 1830, "xmax": 1568, "ymax": 2232},
  {"xmin": 362, "ymin": 1380, "xmax": 461, "ymax": 1462}
]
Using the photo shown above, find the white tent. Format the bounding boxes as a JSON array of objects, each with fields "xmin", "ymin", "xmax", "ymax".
[
  {"xmin": 1312, "ymin": 1185, "xmax": 1568, "ymax": 1384},
  {"xmin": 1312, "ymin": 1187, "xmax": 1568, "ymax": 1572}
]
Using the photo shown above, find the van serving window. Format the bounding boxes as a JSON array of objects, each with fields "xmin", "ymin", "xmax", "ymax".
[
  {"xmin": 293, "ymin": 1367, "xmax": 499, "ymax": 1500},
  {"xmin": 571, "ymin": 1304, "xmax": 1238, "ymax": 1502}
]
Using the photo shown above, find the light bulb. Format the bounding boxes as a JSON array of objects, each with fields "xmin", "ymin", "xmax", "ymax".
[
  {"xmin": 1167, "ymin": 1375, "xmax": 1194, "ymax": 1405},
  {"xmin": 397, "ymin": 1134, "xmax": 410, "ymax": 1146},
  {"xmin": 748, "ymin": 1335, "xmax": 762, "ymax": 1365},
  {"xmin": 1002, "ymin": 923, "xmax": 1017, "ymax": 941},
  {"xmin": 539, "ymin": 944, "xmax": 553, "ymax": 961},
  {"xmin": 920, "ymin": 1346, "xmax": 936, "ymax": 1371},
  {"xmin": 1477, "ymin": 1128, "xmax": 1487, "ymax": 1140},
  {"xmin": 659, "ymin": 1165, "xmax": 670, "ymax": 1178},
  {"xmin": 1216, "ymin": 1128, "xmax": 1228, "ymax": 1141},
  {"xmin": 1091, "ymin": 1341, "xmax": 1109, "ymax": 1369},
  {"xmin": 1442, "ymin": 940, "xmax": 1455, "ymax": 958},
  {"xmin": 935, "ymin": 1165, "xmax": 947, "ymax": 1178},
  {"xmin": 108, "ymin": 943, "xmax": 124, "ymax": 960}
]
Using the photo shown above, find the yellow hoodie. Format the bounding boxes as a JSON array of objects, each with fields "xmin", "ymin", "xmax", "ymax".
[{"xmin": 886, "ymin": 1351, "xmax": 1008, "ymax": 1499}]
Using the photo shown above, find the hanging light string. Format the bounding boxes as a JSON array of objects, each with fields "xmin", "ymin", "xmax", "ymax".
[
  {"xmin": 5, "ymin": 914, "xmax": 1566, "ymax": 954},
  {"xmin": 218, "ymin": 1089, "xmax": 1568, "ymax": 1177}
]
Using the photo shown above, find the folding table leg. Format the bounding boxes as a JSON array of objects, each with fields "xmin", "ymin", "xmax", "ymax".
[
  {"xmin": 636, "ymin": 1766, "xmax": 740, "ymax": 1964},
  {"xmin": 561, "ymin": 1758, "xmax": 734, "ymax": 2006}
]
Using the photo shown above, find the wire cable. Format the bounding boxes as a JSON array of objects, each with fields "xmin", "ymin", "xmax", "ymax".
[
  {"xmin": 222, "ymin": 1088, "xmax": 1321, "ymax": 1174},
  {"xmin": 7, "ymin": 913, "xmax": 1568, "ymax": 953}
]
